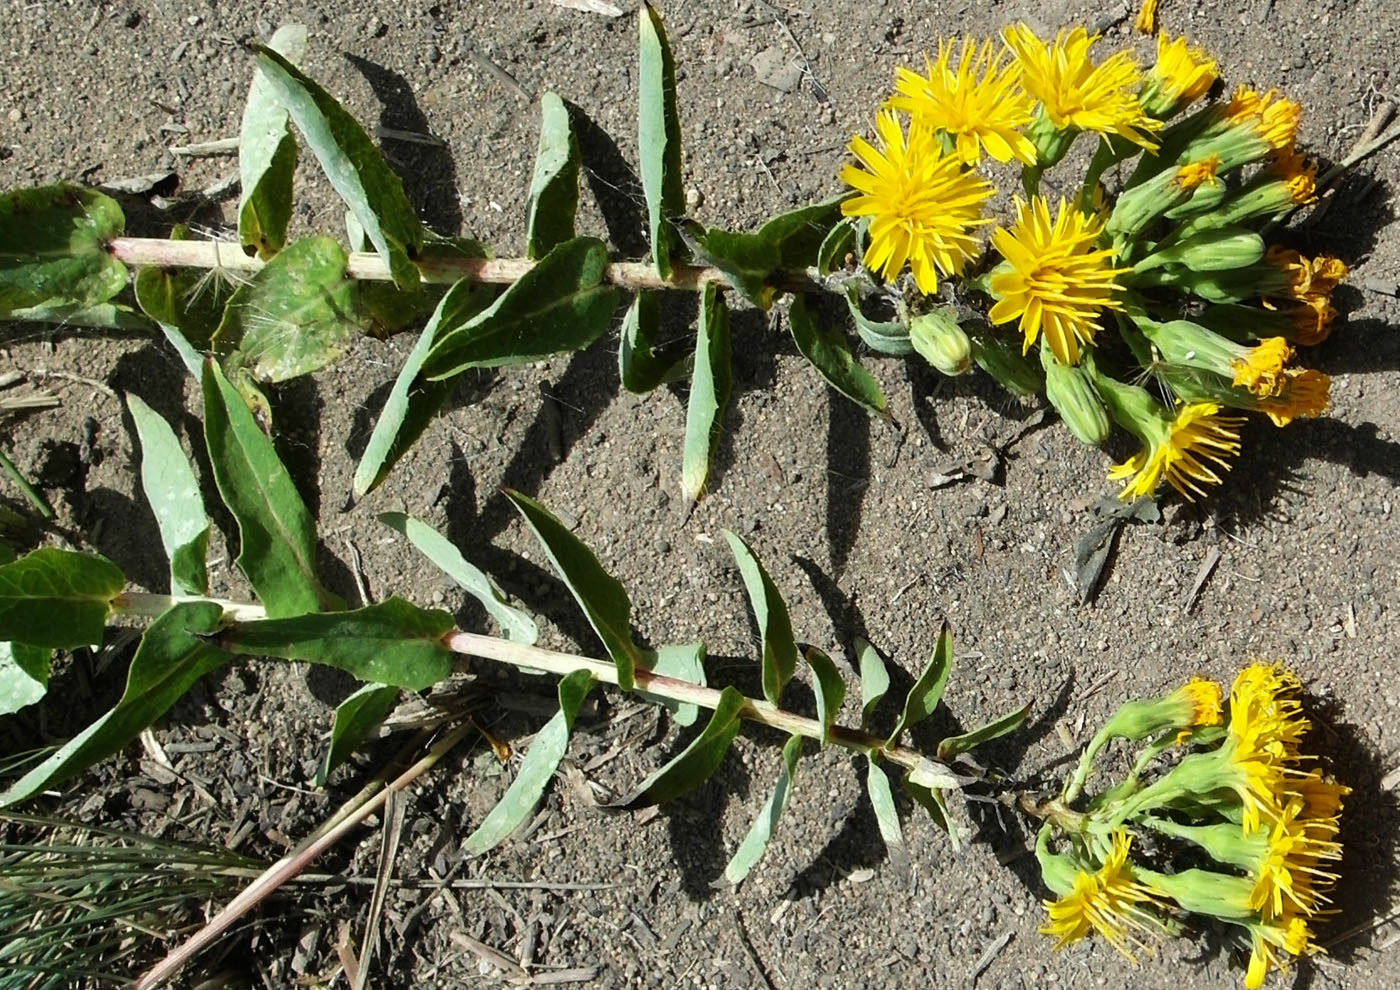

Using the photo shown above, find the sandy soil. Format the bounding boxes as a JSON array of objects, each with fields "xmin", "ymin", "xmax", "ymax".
[{"xmin": 2, "ymin": 0, "xmax": 1398, "ymax": 987}]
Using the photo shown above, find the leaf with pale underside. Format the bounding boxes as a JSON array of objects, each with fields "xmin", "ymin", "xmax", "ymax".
[
  {"xmin": 722, "ymin": 530, "xmax": 797, "ymax": 707},
  {"xmin": 722, "ymin": 733, "xmax": 803, "ymax": 885},
  {"xmin": 126, "ymin": 394, "xmax": 210, "ymax": 596},
  {"xmin": 887, "ymin": 624, "xmax": 953, "ymax": 746},
  {"xmin": 379, "ymin": 512, "xmax": 537, "ymax": 644},
  {"xmin": 526, "ymin": 92, "xmax": 581, "ymax": 260},
  {"xmin": 637, "ymin": 3, "xmax": 686, "ymax": 279},
  {"xmin": 239, "ymin": 23, "xmax": 307, "ymax": 258},
  {"xmin": 681, "ymin": 283, "xmax": 731, "ymax": 503},
  {"xmin": 253, "ymin": 45, "xmax": 424, "ymax": 290},
  {"xmin": 465, "ymin": 669, "xmax": 594, "ymax": 854}
]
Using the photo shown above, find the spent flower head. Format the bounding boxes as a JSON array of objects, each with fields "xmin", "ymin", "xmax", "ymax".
[
  {"xmin": 840, "ymin": 111, "xmax": 995, "ymax": 293},
  {"xmin": 887, "ymin": 37, "xmax": 1038, "ymax": 165},
  {"xmin": 1140, "ymin": 34, "xmax": 1218, "ymax": 117}
]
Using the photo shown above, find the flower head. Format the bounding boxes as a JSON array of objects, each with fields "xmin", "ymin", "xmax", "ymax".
[
  {"xmin": 1269, "ymin": 150, "xmax": 1318, "ymax": 205},
  {"xmin": 1141, "ymin": 34, "xmax": 1218, "ymax": 116},
  {"xmin": 1220, "ymin": 665, "xmax": 1312, "ymax": 833},
  {"xmin": 1040, "ymin": 830, "xmax": 1169, "ymax": 960},
  {"xmin": 1249, "ymin": 793, "xmax": 1343, "ymax": 921},
  {"xmin": 887, "ymin": 38, "xmax": 1037, "ymax": 165},
  {"xmin": 1003, "ymin": 24, "xmax": 1162, "ymax": 149},
  {"xmin": 840, "ymin": 111, "xmax": 995, "ymax": 293},
  {"xmin": 1106, "ymin": 401, "xmax": 1245, "ymax": 501},
  {"xmin": 1225, "ymin": 88, "xmax": 1303, "ymax": 153},
  {"xmin": 989, "ymin": 196, "xmax": 1127, "ymax": 365},
  {"xmin": 1245, "ymin": 914, "xmax": 1317, "ymax": 990}
]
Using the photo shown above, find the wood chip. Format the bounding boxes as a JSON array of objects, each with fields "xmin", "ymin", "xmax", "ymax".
[
  {"xmin": 1183, "ymin": 545, "xmax": 1222, "ymax": 612},
  {"xmin": 547, "ymin": 0, "xmax": 623, "ymax": 15}
]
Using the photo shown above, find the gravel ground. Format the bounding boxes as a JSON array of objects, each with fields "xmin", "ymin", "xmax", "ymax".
[{"xmin": 2, "ymin": 0, "xmax": 1398, "ymax": 987}]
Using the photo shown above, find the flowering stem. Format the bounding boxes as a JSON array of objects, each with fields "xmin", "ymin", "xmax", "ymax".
[
  {"xmin": 110, "ymin": 592, "xmax": 966, "ymax": 783},
  {"xmin": 104, "ymin": 236, "xmax": 821, "ymax": 296},
  {"xmin": 445, "ymin": 631, "xmax": 961, "ymax": 780}
]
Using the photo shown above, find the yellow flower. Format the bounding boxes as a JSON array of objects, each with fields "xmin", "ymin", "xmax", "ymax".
[
  {"xmin": 1224, "ymin": 87, "xmax": 1303, "ymax": 154},
  {"xmin": 1220, "ymin": 665, "xmax": 1313, "ymax": 833},
  {"xmin": 1265, "ymin": 246, "xmax": 1346, "ymax": 305},
  {"xmin": 989, "ymin": 196, "xmax": 1127, "ymax": 365},
  {"xmin": 1229, "ymin": 337, "xmax": 1294, "ymax": 397},
  {"xmin": 1249, "ymin": 794, "xmax": 1343, "ymax": 921},
  {"xmin": 1142, "ymin": 34, "xmax": 1218, "ymax": 116},
  {"xmin": 1040, "ymin": 830, "xmax": 1169, "ymax": 960},
  {"xmin": 887, "ymin": 37, "xmax": 1037, "ymax": 165},
  {"xmin": 840, "ymin": 111, "xmax": 994, "ymax": 293},
  {"xmin": 1135, "ymin": 0, "xmax": 1160, "ymax": 35},
  {"xmin": 1107, "ymin": 401, "xmax": 1245, "ymax": 501},
  {"xmin": 1245, "ymin": 914, "xmax": 1317, "ymax": 990},
  {"xmin": 1003, "ymin": 24, "xmax": 1162, "ymax": 149}
]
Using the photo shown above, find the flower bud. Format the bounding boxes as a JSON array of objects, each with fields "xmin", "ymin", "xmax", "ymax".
[
  {"xmin": 910, "ymin": 308, "xmax": 973, "ymax": 376},
  {"xmin": 1133, "ymin": 227, "xmax": 1265, "ymax": 274},
  {"xmin": 1098, "ymin": 677, "xmax": 1223, "ymax": 742},
  {"xmin": 1042, "ymin": 346, "xmax": 1110, "ymax": 446}
]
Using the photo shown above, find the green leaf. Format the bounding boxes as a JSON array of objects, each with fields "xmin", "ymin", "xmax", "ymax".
[
  {"xmin": 866, "ymin": 757, "xmax": 908, "ymax": 878},
  {"xmin": 421, "ymin": 237, "xmax": 619, "ymax": 381},
  {"xmin": 845, "ymin": 286, "xmax": 913, "ymax": 357},
  {"xmin": 465, "ymin": 669, "xmax": 594, "ymax": 854},
  {"xmin": 637, "ymin": 2, "xmax": 686, "ymax": 280},
  {"xmin": 887, "ymin": 624, "xmax": 953, "ymax": 746},
  {"xmin": 239, "ymin": 24, "xmax": 306, "ymax": 258},
  {"xmin": 683, "ymin": 196, "xmax": 848, "ymax": 310},
  {"xmin": 0, "ymin": 601, "xmax": 229, "ymax": 807},
  {"xmin": 316, "ymin": 681, "xmax": 399, "ymax": 787},
  {"xmin": 722, "ymin": 733, "xmax": 803, "ymax": 886},
  {"xmin": 253, "ymin": 45, "xmax": 424, "ymax": 290},
  {"xmin": 526, "ymin": 92, "xmax": 581, "ymax": 261},
  {"xmin": 161, "ymin": 324, "xmax": 207, "ymax": 380},
  {"xmin": 220, "ymin": 597, "xmax": 452, "ymax": 690},
  {"xmin": 352, "ymin": 276, "xmax": 498, "ymax": 498},
  {"xmin": 0, "ymin": 184, "xmax": 128, "ymax": 313},
  {"xmin": 133, "ymin": 227, "xmax": 236, "ymax": 349},
  {"xmin": 0, "ymin": 642, "xmax": 51, "ymax": 716},
  {"xmin": 640, "ymin": 641, "xmax": 705, "ymax": 727},
  {"xmin": 721, "ymin": 530, "xmax": 797, "ymax": 707},
  {"xmin": 804, "ymin": 646, "xmax": 845, "ymax": 748},
  {"xmin": 937, "ymin": 703, "xmax": 1032, "ymax": 762},
  {"xmin": 856, "ymin": 637, "xmax": 889, "ymax": 731},
  {"xmin": 201, "ymin": 360, "xmax": 342, "ymax": 617},
  {"xmin": 213, "ymin": 235, "xmax": 369, "ymax": 383},
  {"xmin": 504, "ymin": 490, "xmax": 647, "ymax": 691},
  {"xmin": 901, "ymin": 769, "xmax": 958, "ymax": 850},
  {"xmin": 619, "ymin": 291, "xmax": 689, "ymax": 394},
  {"xmin": 7, "ymin": 300, "xmax": 154, "ymax": 332},
  {"xmin": 0, "ymin": 549, "xmax": 124, "ymax": 649},
  {"xmin": 378, "ymin": 512, "xmax": 537, "ymax": 643},
  {"xmin": 609, "ymin": 685, "xmax": 746, "ymax": 809},
  {"xmin": 788, "ymin": 295, "xmax": 888, "ymax": 417},
  {"xmin": 816, "ymin": 218, "xmax": 855, "ymax": 276},
  {"xmin": 681, "ymin": 283, "xmax": 731, "ymax": 503},
  {"xmin": 126, "ymin": 394, "xmax": 210, "ymax": 596}
]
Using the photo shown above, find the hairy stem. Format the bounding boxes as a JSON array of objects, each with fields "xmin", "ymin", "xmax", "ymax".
[
  {"xmin": 444, "ymin": 631, "xmax": 966, "ymax": 784},
  {"xmin": 105, "ymin": 236, "xmax": 820, "ymax": 295}
]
